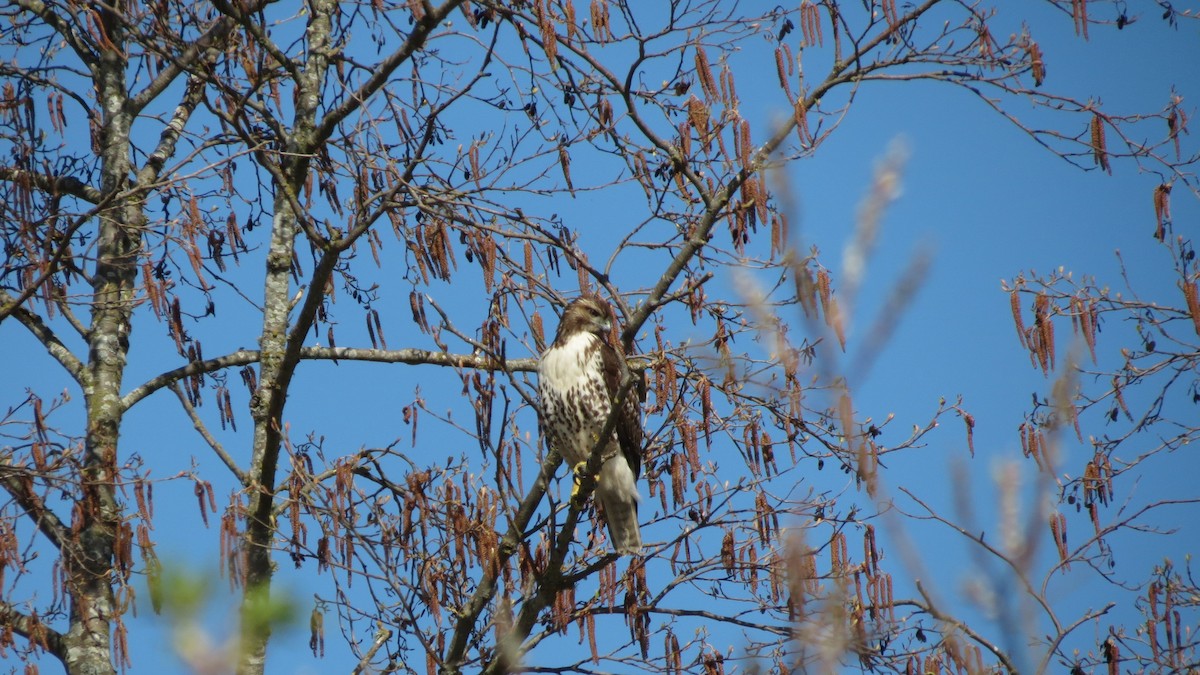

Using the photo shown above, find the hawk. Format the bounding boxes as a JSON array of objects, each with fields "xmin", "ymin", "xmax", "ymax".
[{"xmin": 538, "ymin": 294, "xmax": 643, "ymax": 555}]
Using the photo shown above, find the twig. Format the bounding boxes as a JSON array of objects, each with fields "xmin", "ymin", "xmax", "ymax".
[{"xmin": 168, "ymin": 382, "xmax": 248, "ymax": 485}]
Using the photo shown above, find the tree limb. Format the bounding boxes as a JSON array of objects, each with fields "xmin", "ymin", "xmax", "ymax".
[
  {"xmin": 127, "ymin": 16, "xmax": 235, "ymax": 115},
  {"xmin": 121, "ymin": 347, "xmax": 538, "ymax": 412},
  {"xmin": 11, "ymin": 0, "xmax": 96, "ymax": 67},
  {"xmin": 168, "ymin": 382, "xmax": 249, "ymax": 486},
  {"xmin": 0, "ymin": 469, "xmax": 70, "ymax": 551},
  {"xmin": 0, "ymin": 600, "xmax": 66, "ymax": 662},
  {"xmin": 314, "ymin": 0, "xmax": 469, "ymax": 147},
  {"xmin": 916, "ymin": 579, "xmax": 1020, "ymax": 675},
  {"xmin": 0, "ymin": 167, "xmax": 102, "ymax": 204},
  {"xmin": 0, "ymin": 290, "xmax": 85, "ymax": 384}
]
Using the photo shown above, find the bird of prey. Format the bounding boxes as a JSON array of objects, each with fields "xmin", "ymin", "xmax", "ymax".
[{"xmin": 537, "ymin": 294, "xmax": 643, "ymax": 555}]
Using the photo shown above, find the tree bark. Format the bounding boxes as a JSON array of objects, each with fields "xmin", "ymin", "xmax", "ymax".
[
  {"xmin": 63, "ymin": 8, "xmax": 138, "ymax": 674},
  {"xmin": 236, "ymin": 0, "xmax": 336, "ymax": 667},
  {"xmin": 233, "ymin": 2, "xmax": 466, "ymax": 671}
]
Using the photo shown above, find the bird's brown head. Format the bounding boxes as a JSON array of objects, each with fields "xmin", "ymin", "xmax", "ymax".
[{"xmin": 554, "ymin": 294, "xmax": 613, "ymax": 344}]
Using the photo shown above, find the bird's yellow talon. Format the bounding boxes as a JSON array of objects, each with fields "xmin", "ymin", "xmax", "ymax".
[
  {"xmin": 570, "ymin": 461, "xmax": 598, "ymax": 500},
  {"xmin": 572, "ymin": 460, "xmax": 589, "ymax": 480}
]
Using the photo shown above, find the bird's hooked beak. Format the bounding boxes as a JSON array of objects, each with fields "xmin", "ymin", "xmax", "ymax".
[{"xmin": 599, "ymin": 318, "xmax": 613, "ymax": 334}]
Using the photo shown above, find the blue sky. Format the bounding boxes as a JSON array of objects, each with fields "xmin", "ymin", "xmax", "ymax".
[
  {"xmin": 2, "ymin": 2, "xmax": 1198, "ymax": 673},
  {"xmin": 774, "ymin": 8, "xmax": 1200, "ymax": 672}
]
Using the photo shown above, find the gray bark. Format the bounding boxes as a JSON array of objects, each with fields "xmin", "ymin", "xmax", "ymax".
[
  {"xmin": 63, "ymin": 10, "xmax": 137, "ymax": 675},
  {"xmin": 233, "ymin": 2, "xmax": 467, "ymax": 672}
]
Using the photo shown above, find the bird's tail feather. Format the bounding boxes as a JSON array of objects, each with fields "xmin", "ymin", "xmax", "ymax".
[{"xmin": 598, "ymin": 492, "xmax": 641, "ymax": 555}]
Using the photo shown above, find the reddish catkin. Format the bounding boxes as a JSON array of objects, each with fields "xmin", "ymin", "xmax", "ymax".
[
  {"xmin": 665, "ymin": 631, "xmax": 681, "ymax": 675},
  {"xmin": 534, "ymin": 0, "xmax": 557, "ymax": 68},
  {"xmin": 1027, "ymin": 40, "xmax": 1045, "ymax": 86},
  {"xmin": 720, "ymin": 63, "xmax": 737, "ymax": 107},
  {"xmin": 1036, "ymin": 428, "xmax": 1051, "ymax": 473},
  {"xmin": 1148, "ymin": 589, "xmax": 1161, "ymax": 661},
  {"xmin": 754, "ymin": 492, "xmax": 769, "ymax": 545},
  {"xmin": 828, "ymin": 298, "xmax": 847, "ymax": 351},
  {"xmin": 1090, "ymin": 113, "xmax": 1109, "ymax": 173},
  {"xmin": 1050, "ymin": 512, "xmax": 1069, "ymax": 565},
  {"xmin": 1078, "ymin": 296, "xmax": 1097, "ymax": 363},
  {"xmin": 372, "ymin": 308, "xmax": 388, "ymax": 349},
  {"xmin": 142, "ymin": 260, "xmax": 163, "ymax": 319},
  {"xmin": 753, "ymin": 176, "xmax": 768, "ymax": 225},
  {"xmin": 760, "ymin": 432, "xmax": 775, "ymax": 476},
  {"xmin": 585, "ymin": 612, "xmax": 598, "ymax": 663},
  {"xmin": 523, "ymin": 241, "xmax": 535, "ymax": 297},
  {"xmin": 410, "ymin": 236, "xmax": 430, "ymax": 284},
  {"xmin": 863, "ymin": 524, "xmax": 878, "ymax": 575},
  {"xmin": 589, "ymin": 0, "xmax": 610, "ymax": 42},
  {"xmin": 687, "ymin": 96, "xmax": 711, "ymax": 153},
  {"xmin": 793, "ymin": 96, "xmax": 810, "ymax": 145},
  {"xmin": 694, "ymin": 42, "xmax": 718, "ymax": 101},
  {"xmin": 1028, "ymin": 425, "xmax": 1046, "ymax": 471},
  {"xmin": 774, "ymin": 47, "xmax": 791, "ymax": 100},
  {"xmin": 770, "ymin": 213, "xmax": 785, "ymax": 259},
  {"xmin": 686, "ymin": 421, "xmax": 702, "ymax": 477},
  {"xmin": 225, "ymin": 212, "xmax": 246, "ymax": 268},
  {"xmin": 744, "ymin": 420, "xmax": 763, "ymax": 473},
  {"xmin": 816, "ymin": 268, "xmax": 832, "ymax": 317},
  {"xmin": 562, "ymin": 0, "xmax": 577, "ymax": 44},
  {"xmin": 881, "ymin": 0, "xmax": 899, "ymax": 31},
  {"xmin": 135, "ymin": 480, "xmax": 153, "ymax": 523},
  {"xmin": 367, "ymin": 228, "xmax": 382, "ymax": 267},
  {"xmin": 713, "ymin": 118, "xmax": 729, "ymax": 161},
  {"xmin": 409, "ymin": 291, "xmax": 428, "ymax": 333},
  {"xmin": 1167, "ymin": 106, "xmax": 1182, "ymax": 158},
  {"xmin": 1072, "ymin": 0, "xmax": 1089, "ymax": 39},
  {"xmin": 975, "ymin": 23, "xmax": 996, "ymax": 63},
  {"xmin": 557, "ymin": 142, "xmax": 574, "ymax": 192},
  {"xmin": 1164, "ymin": 582, "xmax": 1177, "ymax": 657},
  {"xmin": 745, "ymin": 546, "xmax": 759, "ymax": 594},
  {"xmin": 1113, "ymin": 375, "xmax": 1130, "ymax": 418},
  {"xmin": 830, "ymin": 531, "xmax": 846, "ymax": 573},
  {"xmin": 1153, "ymin": 183, "xmax": 1171, "ymax": 240},
  {"xmin": 596, "ymin": 97, "xmax": 612, "ymax": 130},
  {"xmin": 678, "ymin": 119, "xmax": 692, "ymax": 160},
  {"xmin": 468, "ymin": 142, "xmax": 481, "ymax": 189},
  {"xmin": 1035, "ymin": 293, "xmax": 1055, "ymax": 373},
  {"xmin": 1100, "ymin": 457, "xmax": 1115, "ymax": 504},
  {"xmin": 670, "ymin": 453, "xmax": 685, "ymax": 507},
  {"xmin": 530, "ymin": 311, "xmax": 544, "ymax": 350},
  {"xmin": 576, "ymin": 252, "xmax": 589, "ymax": 294},
  {"xmin": 1083, "ymin": 461, "xmax": 1099, "ymax": 505},
  {"xmin": 739, "ymin": 178, "xmax": 757, "ymax": 229},
  {"xmin": 1181, "ymin": 279, "xmax": 1200, "ymax": 337},
  {"xmin": 800, "ymin": 1, "xmax": 822, "ymax": 46},
  {"xmin": 739, "ymin": 119, "xmax": 753, "ymax": 173},
  {"xmin": 962, "ymin": 412, "xmax": 975, "ymax": 456},
  {"xmin": 1070, "ymin": 398, "xmax": 1082, "ymax": 442}
]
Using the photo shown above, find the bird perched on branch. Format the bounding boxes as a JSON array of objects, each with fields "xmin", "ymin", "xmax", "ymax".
[{"xmin": 537, "ymin": 294, "xmax": 643, "ymax": 555}]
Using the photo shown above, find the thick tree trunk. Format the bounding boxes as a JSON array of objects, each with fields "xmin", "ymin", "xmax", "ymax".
[
  {"xmin": 232, "ymin": 1, "xmax": 463, "ymax": 670},
  {"xmin": 63, "ymin": 17, "xmax": 139, "ymax": 675},
  {"xmin": 238, "ymin": 201, "xmax": 300, "ymax": 674},
  {"xmin": 236, "ymin": 2, "xmax": 334, "ymax": 671}
]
